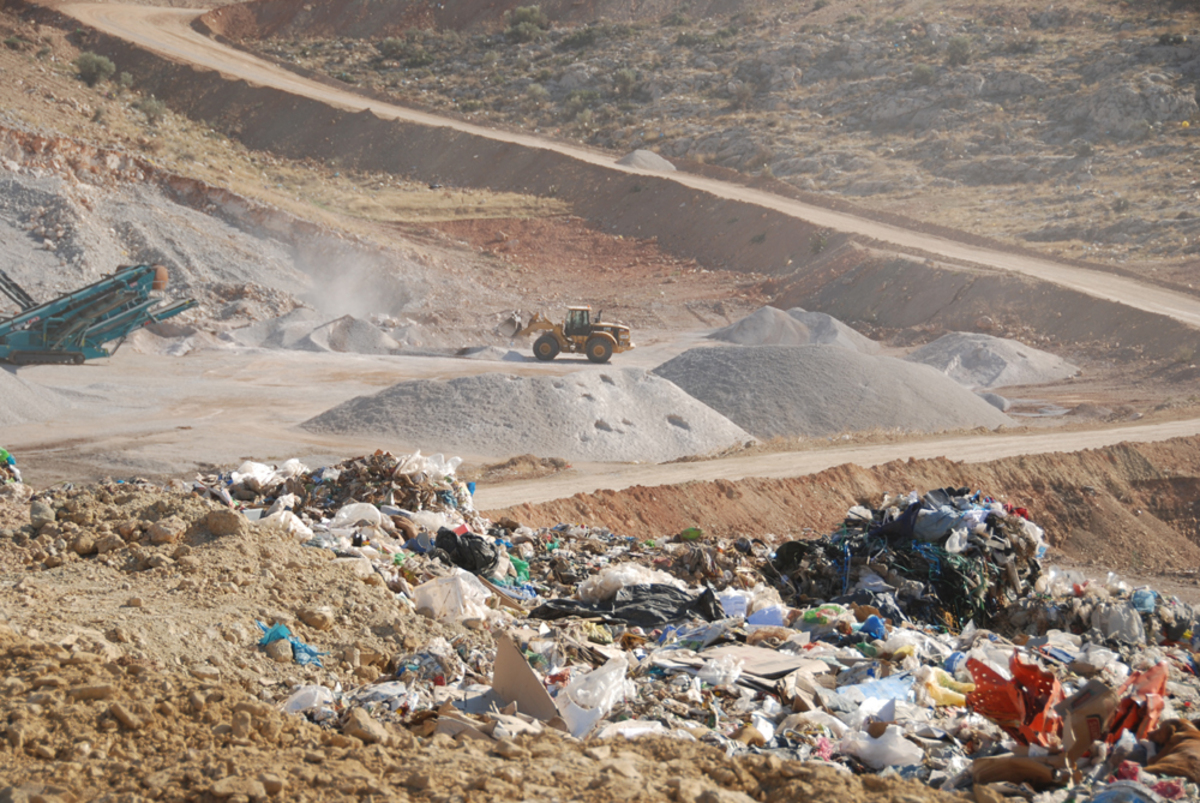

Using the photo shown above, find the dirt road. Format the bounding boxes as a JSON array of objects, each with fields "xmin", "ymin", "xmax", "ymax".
[
  {"xmin": 54, "ymin": 2, "xmax": 1200, "ymax": 331},
  {"xmin": 473, "ymin": 416, "xmax": 1200, "ymax": 508}
]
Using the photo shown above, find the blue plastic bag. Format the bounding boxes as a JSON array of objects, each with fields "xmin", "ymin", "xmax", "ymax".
[
  {"xmin": 860, "ymin": 615, "xmax": 887, "ymax": 641},
  {"xmin": 256, "ymin": 621, "xmax": 328, "ymax": 667}
]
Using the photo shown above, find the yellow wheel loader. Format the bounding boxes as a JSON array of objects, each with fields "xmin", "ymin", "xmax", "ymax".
[{"xmin": 512, "ymin": 306, "xmax": 634, "ymax": 363}]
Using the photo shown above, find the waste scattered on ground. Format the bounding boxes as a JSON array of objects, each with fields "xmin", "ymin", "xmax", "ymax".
[
  {"xmin": 8, "ymin": 449, "xmax": 1200, "ymax": 803},
  {"xmin": 653, "ymin": 344, "xmax": 1012, "ymax": 438}
]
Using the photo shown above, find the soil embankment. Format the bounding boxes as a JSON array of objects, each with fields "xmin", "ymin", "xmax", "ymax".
[{"xmin": 486, "ymin": 435, "xmax": 1200, "ymax": 575}]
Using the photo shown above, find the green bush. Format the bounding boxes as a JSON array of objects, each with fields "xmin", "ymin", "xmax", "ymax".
[
  {"xmin": 563, "ymin": 89, "xmax": 601, "ymax": 117},
  {"xmin": 505, "ymin": 5, "xmax": 549, "ymax": 41},
  {"xmin": 134, "ymin": 97, "xmax": 166, "ymax": 126},
  {"xmin": 912, "ymin": 63, "xmax": 935, "ymax": 86},
  {"xmin": 558, "ymin": 26, "xmax": 599, "ymax": 50},
  {"xmin": 946, "ymin": 35, "xmax": 971, "ymax": 66},
  {"xmin": 376, "ymin": 37, "xmax": 407, "ymax": 59},
  {"xmin": 74, "ymin": 52, "xmax": 116, "ymax": 87},
  {"xmin": 614, "ymin": 68, "xmax": 637, "ymax": 96},
  {"xmin": 118, "ymin": 71, "xmax": 133, "ymax": 89},
  {"xmin": 525, "ymin": 83, "xmax": 549, "ymax": 105}
]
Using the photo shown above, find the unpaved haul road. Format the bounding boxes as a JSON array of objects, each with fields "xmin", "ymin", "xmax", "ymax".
[
  {"xmin": 55, "ymin": 3, "xmax": 1200, "ymax": 331},
  {"xmin": 475, "ymin": 416, "xmax": 1200, "ymax": 509}
]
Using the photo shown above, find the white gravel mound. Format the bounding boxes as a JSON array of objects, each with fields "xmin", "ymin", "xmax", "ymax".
[
  {"xmin": 302, "ymin": 368, "xmax": 751, "ymax": 462},
  {"xmin": 906, "ymin": 332, "xmax": 1079, "ymax": 389},
  {"xmin": 708, "ymin": 306, "xmax": 878, "ymax": 353},
  {"xmin": 653, "ymin": 345, "xmax": 1012, "ymax": 439},
  {"xmin": 616, "ymin": 149, "xmax": 677, "ymax": 171},
  {"xmin": 0, "ymin": 368, "xmax": 67, "ymax": 427},
  {"xmin": 296, "ymin": 315, "xmax": 400, "ymax": 355}
]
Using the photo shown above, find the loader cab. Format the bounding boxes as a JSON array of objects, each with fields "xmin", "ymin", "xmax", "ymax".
[{"xmin": 564, "ymin": 306, "xmax": 592, "ymax": 337}]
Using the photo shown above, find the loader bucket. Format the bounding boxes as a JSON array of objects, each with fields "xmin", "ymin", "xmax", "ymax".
[{"xmin": 496, "ymin": 314, "xmax": 523, "ymax": 338}]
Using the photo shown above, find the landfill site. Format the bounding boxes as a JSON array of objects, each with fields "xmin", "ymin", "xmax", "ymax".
[{"xmin": 4, "ymin": 0, "xmax": 1200, "ymax": 802}]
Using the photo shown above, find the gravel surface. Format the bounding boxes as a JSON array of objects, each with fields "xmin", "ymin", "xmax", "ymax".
[
  {"xmin": 906, "ymin": 332, "xmax": 1080, "ymax": 389},
  {"xmin": 302, "ymin": 367, "xmax": 751, "ymax": 462},
  {"xmin": 653, "ymin": 345, "xmax": 1013, "ymax": 439},
  {"xmin": 0, "ymin": 367, "xmax": 67, "ymax": 427},
  {"xmin": 708, "ymin": 306, "xmax": 879, "ymax": 352}
]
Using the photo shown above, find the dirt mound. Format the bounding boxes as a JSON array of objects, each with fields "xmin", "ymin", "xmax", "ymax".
[
  {"xmin": 653, "ymin": 345, "xmax": 1012, "ymax": 439},
  {"xmin": 302, "ymin": 368, "xmax": 752, "ymax": 462},
  {"xmin": 707, "ymin": 306, "xmax": 878, "ymax": 352},
  {"xmin": 489, "ymin": 436, "xmax": 1200, "ymax": 575},
  {"xmin": 616, "ymin": 150, "xmax": 676, "ymax": 172},
  {"xmin": 0, "ymin": 621, "xmax": 947, "ymax": 803},
  {"xmin": 0, "ymin": 368, "xmax": 67, "ymax": 427},
  {"xmin": 906, "ymin": 332, "xmax": 1081, "ymax": 389}
]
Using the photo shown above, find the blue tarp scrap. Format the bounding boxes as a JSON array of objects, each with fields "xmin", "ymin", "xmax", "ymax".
[{"xmin": 256, "ymin": 621, "xmax": 328, "ymax": 667}]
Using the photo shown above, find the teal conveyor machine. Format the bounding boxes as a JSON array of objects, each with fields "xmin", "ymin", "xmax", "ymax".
[{"xmin": 0, "ymin": 264, "xmax": 196, "ymax": 364}]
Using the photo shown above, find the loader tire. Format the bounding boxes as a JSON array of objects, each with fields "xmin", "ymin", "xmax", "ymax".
[
  {"xmin": 585, "ymin": 337, "xmax": 613, "ymax": 364},
  {"xmin": 533, "ymin": 335, "xmax": 561, "ymax": 361}
]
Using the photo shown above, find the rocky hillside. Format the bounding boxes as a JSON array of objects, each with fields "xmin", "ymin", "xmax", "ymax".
[{"xmin": 229, "ymin": 0, "xmax": 1200, "ymax": 275}]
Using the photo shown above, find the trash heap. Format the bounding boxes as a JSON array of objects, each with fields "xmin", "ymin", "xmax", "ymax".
[{"xmin": 195, "ymin": 456, "xmax": 1200, "ymax": 802}]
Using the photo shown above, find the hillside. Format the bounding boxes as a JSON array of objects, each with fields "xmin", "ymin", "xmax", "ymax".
[{"xmin": 218, "ymin": 0, "xmax": 1200, "ymax": 286}]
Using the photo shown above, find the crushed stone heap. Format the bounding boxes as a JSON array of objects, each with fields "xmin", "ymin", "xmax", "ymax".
[
  {"xmin": 0, "ymin": 368, "xmax": 66, "ymax": 427},
  {"xmin": 708, "ymin": 306, "xmax": 879, "ymax": 353},
  {"xmin": 653, "ymin": 345, "xmax": 1012, "ymax": 439},
  {"xmin": 302, "ymin": 368, "xmax": 752, "ymax": 462},
  {"xmin": 905, "ymin": 332, "xmax": 1080, "ymax": 389}
]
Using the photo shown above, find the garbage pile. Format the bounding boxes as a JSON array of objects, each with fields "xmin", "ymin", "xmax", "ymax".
[{"xmin": 194, "ymin": 455, "xmax": 1200, "ymax": 802}]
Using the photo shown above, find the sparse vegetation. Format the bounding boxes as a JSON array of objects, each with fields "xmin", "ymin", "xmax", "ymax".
[
  {"xmin": 946, "ymin": 35, "xmax": 972, "ymax": 66},
  {"xmin": 134, "ymin": 97, "xmax": 167, "ymax": 126},
  {"xmin": 558, "ymin": 26, "xmax": 599, "ymax": 50},
  {"xmin": 505, "ymin": 6, "xmax": 550, "ymax": 42},
  {"xmin": 118, "ymin": 72, "xmax": 134, "ymax": 90},
  {"xmin": 4, "ymin": 35, "xmax": 28, "ymax": 51},
  {"xmin": 74, "ymin": 52, "xmax": 116, "ymax": 87},
  {"xmin": 911, "ymin": 63, "xmax": 935, "ymax": 86}
]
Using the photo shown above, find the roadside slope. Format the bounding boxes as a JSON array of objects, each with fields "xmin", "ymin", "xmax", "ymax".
[
  {"xmin": 46, "ymin": 2, "xmax": 1200, "ymax": 335},
  {"xmin": 485, "ymin": 435, "xmax": 1200, "ymax": 574}
]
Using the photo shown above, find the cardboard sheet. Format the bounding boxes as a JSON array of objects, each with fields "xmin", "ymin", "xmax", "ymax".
[{"xmin": 492, "ymin": 633, "xmax": 559, "ymax": 721}]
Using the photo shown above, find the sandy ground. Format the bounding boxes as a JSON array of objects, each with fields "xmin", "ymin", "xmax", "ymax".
[{"xmin": 50, "ymin": 2, "xmax": 1200, "ymax": 331}]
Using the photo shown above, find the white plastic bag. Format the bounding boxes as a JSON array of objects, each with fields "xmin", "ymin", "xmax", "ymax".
[
  {"xmin": 413, "ymin": 570, "xmax": 492, "ymax": 624},
  {"xmin": 330, "ymin": 502, "xmax": 383, "ymax": 529},
  {"xmin": 945, "ymin": 528, "xmax": 968, "ymax": 554},
  {"xmin": 838, "ymin": 724, "xmax": 924, "ymax": 769},
  {"xmin": 266, "ymin": 493, "xmax": 300, "ymax": 517},
  {"xmin": 555, "ymin": 654, "xmax": 633, "ymax": 737},
  {"xmin": 282, "ymin": 684, "xmax": 336, "ymax": 714},
  {"xmin": 578, "ymin": 564, "xmax": 685, "ymax": 603},
  {"xmin": 697, "ymin": 655, "xmax": 744, "ymax": 686},
  {"xmin": 262, "ymin": 510, "xmax": 314, "ymax": 540}
]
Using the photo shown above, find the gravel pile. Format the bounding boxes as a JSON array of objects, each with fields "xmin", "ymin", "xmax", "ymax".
[
  {"xmin": 653, "ymin": 345, "xmax": 1012, "ymax": 439},
  {"xmin": 708, "ymin": 306, "xmax": 878, "ymax": 353},
  {"xmin": 616, "ymin": 149, "xmax": 677, "ymax": 171},
  {"xmin": 0, "ymin": 368, "xmax": 66, "ymax": 427},
  {"xmin": 906, "ymin": 332, "xmax": 1079, "ymax": 389},
  {"xmin": 303, "ymin": 368, "xmax": 751, "ymax": 462},
  {"xmin": 296, "ymin": 315, "xmax": 400, "ymax": 354}
]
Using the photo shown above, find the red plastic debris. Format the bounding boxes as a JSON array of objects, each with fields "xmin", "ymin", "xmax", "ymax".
[{"xmin": 967, "ymin": 650, "xmax": 1064, "ymax": 747}]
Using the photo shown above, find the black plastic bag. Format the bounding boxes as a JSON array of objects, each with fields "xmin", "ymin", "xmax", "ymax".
[{"xmin": 530, "ymin": 584, "xmax": 723, "ymax": 628}]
